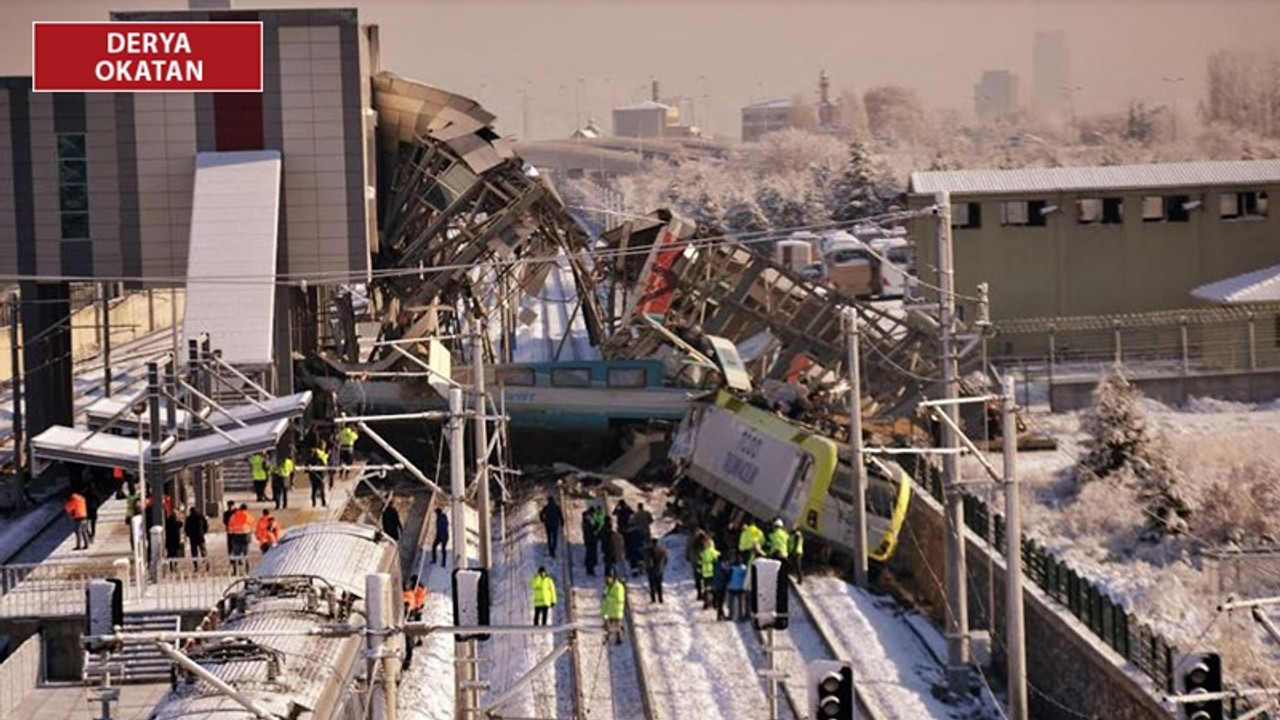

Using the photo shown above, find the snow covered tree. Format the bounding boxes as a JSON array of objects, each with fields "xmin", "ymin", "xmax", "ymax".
[
  {"xmin": 1076, "ymin": 365, "xmax": 1191, "ymax": 541},
  {"xmin": 689, "ymin": 189, "xmax": 726, "ymax": 237},
  {"xmin": 723, "ymin": 196, "xmax": 771, "ymax": 235},
  {"xmin": 827, "ymin": 140, "xmax": 891, "ymax": 222}
]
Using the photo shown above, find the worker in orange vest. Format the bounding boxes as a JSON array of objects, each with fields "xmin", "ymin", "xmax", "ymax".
[
  {"xmin": 65, "ymin": 491, "xmax": 90, "ymax": 550},
  {"xmin": 255, "ymin": 509, "xmax": 280, "ymax": 554},
  {"xmin": 227, "ymin": 504, "xmax": 255, "ymax": 574},
  {"xmin": 400, "ymin": 574, "xmax": 427, "ymax": 670}
]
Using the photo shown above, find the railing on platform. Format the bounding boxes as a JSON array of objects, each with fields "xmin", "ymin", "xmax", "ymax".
[{"xmin": 0, "ymin": 555, "xmax": 259, "ymax": 618}]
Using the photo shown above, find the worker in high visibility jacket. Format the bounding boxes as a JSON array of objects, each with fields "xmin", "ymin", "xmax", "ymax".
[
  {"xmin": 255, "ymin": 509, "xmax": 280, "ymax": 553},
  {"xmin": 402, "ymin": 574, "xmax": 427, "ymax": 621},
  {"xmin": 227, "ymin": 504, "xmax": 255, "ymax": 574},
  {"xmin": 698, "ymin": 541, "xmax": 721, "ymax": 610},
  {"xmin": 602, "ymin": 574, "xmax": 626, "ymax": 645},
  {"xmin": 789, "ymin": 529, "xmax": 805, "ymax": 584},
  {"xmin": 272, "ymin": 454, "xmax": 294, "ymax": 510},
  {"xmin": 738, "ymin": 520, "xmax": 764, "ymax": 563},
  {"xmin": 66, "ymin": 491, "xmax": 90, "ymax": 550},
  {"xmin": 338, "ymin": 424, "xmax": 359, "ymax": 465},
  {"xmin": 766, "ymin": 519, "xmax": 790, "ymax": 559},
  {"xmin": 531, "ymin": 566, "xmax": 557, "ymax": 626},
  {"xmin": 309, "ymin": 443, "xmax": 330, "ymax": 508},
  {"xmin": 249, "ymin": 452, "xmax": 269, "ymax": 501}
]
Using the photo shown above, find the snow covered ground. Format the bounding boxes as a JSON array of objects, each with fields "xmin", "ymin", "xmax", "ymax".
[
  {"xmin": 962, "ymin": 393, "xmax": 1280, "ymax": 686},
  {"xmin": 798, "ymin": 577, "xmax": 1001, "ymax": 720}
]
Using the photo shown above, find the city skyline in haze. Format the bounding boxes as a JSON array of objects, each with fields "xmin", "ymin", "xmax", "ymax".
[{"xmin": 2, "ymin": 0, "xmax": 1277, "ymax": 141}]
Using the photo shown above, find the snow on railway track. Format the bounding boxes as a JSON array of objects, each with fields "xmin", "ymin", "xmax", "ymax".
[
  {"xmin": 790, "ymin": 575, "xmax": 1003, "ymax": 720},
  {"xmin": 562, "ymin": 493, "xmax": 651, "ymax": 720}
]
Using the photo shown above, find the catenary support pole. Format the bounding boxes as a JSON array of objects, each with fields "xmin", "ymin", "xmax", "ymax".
[
  {"xmin": 102, "ymin": 282, "xmax": 112, "ymax": 398},
  {"xmin": 936, "ymin": 190, "xmax": 972, "ymax": 694},
  {"xmin": 366, "ymin": 573, "xmax": 398, "ymax": 720},
  {"xmin": 447, "ymin": 387, "xmax": 474, "ymax": 720},
  {"xmin": 472, "ymin": 325, "xmax": 491, "ymax": 570},
  {"xmin": 767, "ymin": 627, "xmax": 779, "ymax": 720},
  {"xmin": 10, "ymin": 294, "xmax": 23, "ymax": 503},
  {"xmin": 1003, "ymin": 375, "xmax": 1028, "ymax": 720},
  {"xmin": 846, "ymin": 307, "xmax": 869, "ymax": 587}
]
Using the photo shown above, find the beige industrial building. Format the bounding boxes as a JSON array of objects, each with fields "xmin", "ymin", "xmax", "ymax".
[{"xmin": 908, "ymin": 160, "xmax": 1280, "ymax": 322}]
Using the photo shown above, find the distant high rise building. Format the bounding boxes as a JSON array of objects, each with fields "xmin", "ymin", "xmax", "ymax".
[
  {"xmin": 974, "ymin": 70, "xmax": 1020, "ymax": 122},
  {"xmin": 1032, "ymin": 30, "xmax": 1071, "ymax": 114}
]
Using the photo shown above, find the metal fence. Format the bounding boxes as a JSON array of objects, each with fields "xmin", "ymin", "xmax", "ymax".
[
  {"xmin": 908, "ymin": 457, "xmax": 1180, "ymax": 694},
  {"xmin": 0, "ymin": 556, "xmax": 256, "ymax": 618},
  {"xmin": 993, "ymin": 304, "xmax": 1280, "ymax": 380}
]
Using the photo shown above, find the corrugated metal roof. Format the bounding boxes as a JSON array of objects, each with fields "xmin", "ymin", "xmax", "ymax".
[
  {"xmin": 184, "ymin": 151, "xmax": 281, "ymax": 366},
  {"xmin": 1192, "ymin": 264, "xmax": 1280, "ymax": 304},
  {"xmin": 909, "ymin": 159, "xmax": 1280, "ymax": 195},
  {"xmin": 614, "ymin": 100, "xmax": 670, "ymax": 111},
  {"xmin": 743, "ymin": 98, "xmax": 792, "ymax": 110}
]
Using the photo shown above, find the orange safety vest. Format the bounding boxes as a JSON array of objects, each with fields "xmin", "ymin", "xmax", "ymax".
[
  {"xmin": 402, "ymin": 588, "xmax": 416, "ymax": 609},
  {"xmin": 112, "ymin": 467, "xmax": 124, "ymax": 480},
  {"xmin": 65, "ymin": 494, "xmax": 87, "ymax": 520},
  {"xmin": 255, "ymin": 516, "xmax": 278, "ymax": 546},
  {"xmin": 228, "ymin": 509, "xmax": 254, "ymax": 534},
  {"xmin": 413, "ymin": 585, "xmax": 427, "ymax": 609}
]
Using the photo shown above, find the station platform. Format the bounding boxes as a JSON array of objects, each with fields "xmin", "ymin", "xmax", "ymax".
[{"xmin": 0, "ymin": 462, "xmax": 374, "ymax": 619}]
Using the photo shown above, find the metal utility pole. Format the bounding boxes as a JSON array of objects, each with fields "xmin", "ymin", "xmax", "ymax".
[
  {"xmin": 766, "ymin": 627, "xmax": 779, "ymax": 720},
  {"xmin": 936, "ymin": 190, "xmax": 971, "ymax": 693},
  {"xmin": 9, "ymin": 294, "xmax": 23, "ymax": 503},
  {"xmin": 101, "ymin": 282, "xmax": 112, "ymax": 398},
  {"xmin": 366, "ymin": 573, "xmax": 399, "ymax": 720},
  {"xmin": 845, "ymin": 307, "xmax": 869, "ymax": 587},
  {"xmin": 447, "ymin": 387, "xmax": 475, "ymax": 720},
  {"xmin": 472, "ymin": 327, "xmax": 492, "ymax": 570},
  {"xmin": 1003, "ymin": 375, "xmax": 1028, "ymax": 720}
]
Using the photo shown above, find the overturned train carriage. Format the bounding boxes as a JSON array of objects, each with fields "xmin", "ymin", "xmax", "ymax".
[
  {"xmin": 672, "ymin": 391, "xmax": 912, "ymax": 562},
  {"xmin": 147, "ymin": 522, "xmax": 400, "ymax": 720}
]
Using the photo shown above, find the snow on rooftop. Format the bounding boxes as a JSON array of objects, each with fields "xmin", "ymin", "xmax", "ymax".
[
  {"xmin": 1191, "ymin": 263, "xmax": 1280, "ymax": 304},
  {"xmin": 910, "ymin": 159, "xmax": 1280, "ymax": 196}
]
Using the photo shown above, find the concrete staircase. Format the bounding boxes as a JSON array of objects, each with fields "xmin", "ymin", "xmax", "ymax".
[{"xmin": 82, "ymin": 614, "xmax": 180, "ymax": 684}]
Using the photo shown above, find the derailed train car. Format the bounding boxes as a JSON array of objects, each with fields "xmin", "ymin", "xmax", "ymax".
[
  {"xmin": 148, "ymin": 522, "xmax": 400, "ymax": 720},
  {"xmin": 671, "ymin": 390, "xmax": 912, "ymax": 562}
]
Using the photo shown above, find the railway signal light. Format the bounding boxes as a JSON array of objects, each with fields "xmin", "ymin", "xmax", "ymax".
[
  {"xmin": 1173, "ymin": 653, "xmax": 1222, "ymax": 720},
  {"xmin": 808, "ymin": 660, "xmax": 854, "ymax": 720},
  {"xmin": 452, "ymin": 568, "xmax": 491, "ymax": 642},
  {"xmin": 749, "ymin": 557, "xmax": 788, "ymax": 630}
]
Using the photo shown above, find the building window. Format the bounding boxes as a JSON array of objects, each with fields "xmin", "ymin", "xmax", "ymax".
[
  {"xmin": 951, "ymin": 202, "xmax": 981, "ymax": 229},
  {"xmin": 1000, "ymin": 200, "xmax": 1048, "ymax": 227},
  {"xmin": 1141, "ymin": 196, "xmax": 1164, "ymax": 222},
  {"xmin": 1142, "ymin": 195, "xmax": 1192, "ymax": 223},
  {"xmin": 1167, "ymin": 195, "xmax": 1192, "ymax": 222},
  {"xmin": 1077, "ymin": 198, "xmax": 1102, "ymax": 224},
  {"xmin": 1103, "ymin": 197, "xmax": 1124, "ymax": 224},
  {"xmin": 550, "ymin": 368, "xmax": 591, "ymax": 388},
  {"xmin": 1079, "ymin": 197, "xmax": 1123, "ymax": 224},
  {"xmin": 1221, "ymin": 191, "xmax": 1269, "ymax": 220},
  {"xmin": 56, "ymin": 133, "xmax": 89, "ymax": 239}
]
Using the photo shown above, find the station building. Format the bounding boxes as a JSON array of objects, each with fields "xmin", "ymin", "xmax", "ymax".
[{"xmin": 0, "ymin": 7, "xmax": 379, "ymax": 435}]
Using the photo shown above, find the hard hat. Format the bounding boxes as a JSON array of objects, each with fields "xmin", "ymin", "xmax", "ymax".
[{"xmin": 773, "ymin": 518, "xmax": 784, "ymax": 528}]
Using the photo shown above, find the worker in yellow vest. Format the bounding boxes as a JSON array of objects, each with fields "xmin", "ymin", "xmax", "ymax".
[
  {"xmin": 273, "ymin": 454, "xmax": 294, "ymax": 510},
  {"xmin": 338, "ymin": 424, "xmax": 359, "ymax": 465},
  {"xmin": 248, "ymin": 452, "xmax": 268, "ymax": 501},
  {"xmin": 310, "ymin": 443, "xmax": 330, "ymax": 508},
  {"xmin": 531, "ymin": 566, "xmax": 557, "ymax": 626}
]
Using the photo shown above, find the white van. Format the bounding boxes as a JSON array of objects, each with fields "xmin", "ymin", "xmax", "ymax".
[{"xmin": 870, "ymin": 238, "xmax": 914, "ymax": 299}]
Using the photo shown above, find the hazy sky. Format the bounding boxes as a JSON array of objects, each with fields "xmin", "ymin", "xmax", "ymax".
[{"xmin": 3, "ymin": 0, "xmax": 1278, "ymax": 141}]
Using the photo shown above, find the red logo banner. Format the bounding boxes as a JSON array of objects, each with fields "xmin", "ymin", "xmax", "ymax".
[{"xmin": 33, "ymin": 22, "xmax": 263, "ymax": 92}]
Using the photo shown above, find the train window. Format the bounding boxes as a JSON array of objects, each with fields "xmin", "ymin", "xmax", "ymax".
[
  {"xmin": 831, "ymin": 463, "xmax": 897, "ymax": 516},
  {"xmin": 829, "ymin": 465, "xmax": 854, "ymax": 503},
  {"xmin": 550, "ymin": 368, "xmax": 591, "ymax": 387},
  {"xmin": 497, "ymin": 367, "xmax": 535, "ymax": 386},
  {"xmin": 607, "ymin": 367, "xmax": 647, "ymax": 388}
]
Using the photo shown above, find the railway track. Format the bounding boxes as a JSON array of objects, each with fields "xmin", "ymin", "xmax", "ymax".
[
  {"xmin": 560, "ymin": 490, "xmax": 655, "ymax": 720},
  {"xmin": 781, "ymin": 575, "xmax": 884, "ymax": 720}
]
